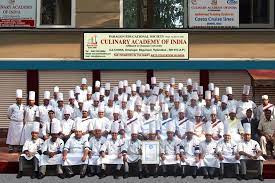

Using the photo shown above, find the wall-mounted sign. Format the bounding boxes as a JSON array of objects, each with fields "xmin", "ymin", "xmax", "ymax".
[
  {"xmin": 84, "ymin": 33, "xmax": 189, "ymax": 60},
  {"xmin": 189, "ymin": 0, "xmax": 239, "ymax": 28},
  {"xmin": 0, "ymin": 0, "xmax": 36, "ymax": 27}
]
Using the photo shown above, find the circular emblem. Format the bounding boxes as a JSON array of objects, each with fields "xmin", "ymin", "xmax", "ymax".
[{"xmin": 149, "ymin": 145, "xmax": 153, "ymax": 149}]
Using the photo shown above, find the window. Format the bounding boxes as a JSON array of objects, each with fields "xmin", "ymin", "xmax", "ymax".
[{"xmin": 37, "ymin": 0, "xmax": 76, "ymax": 28}]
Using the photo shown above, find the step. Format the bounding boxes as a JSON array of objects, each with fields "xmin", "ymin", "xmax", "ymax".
[{"xmin": 0, "ymin": 138, "xmax": 7, "ymax": 147}]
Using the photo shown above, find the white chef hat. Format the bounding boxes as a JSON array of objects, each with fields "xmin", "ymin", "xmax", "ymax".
[
  {"xmin": 51, "ymin": 122, "xmax": 61, "ymax": 134},
  {"xmin": 123, "ymin": 80, "xmax": 128, "ymax": 87},
  {"xmin": 211, "ymin": 105, "xmax": 217, "ymax": 115},
  {"xmin": 98, "ymin": 103, "xmax": 105, "ymax": 112},
  {"xmin": 43, "ymin": 91, "xmax": 50, "ymax": 100},
  {"xmin": 82, "ymin": 103, "xmax": 89, "ymax": 112},
  {"xmin": 165, "ymin": 84, "xmax": 170, "ymax": 91},
  {"xmin": 135, "ymin": 97, "xmax": 142, "ymax": 106},
  {"xmin": 113, "ymin": 106, "xmax": 120, "ymax": 114},
  {"xmin": 54, "ymin": 86, "xmax": 59, "ymax": 93},
  {"xmin": 179, "ymin": 104, "xmax": 185, "ymax": 113},
  {"xmin": 193, "ymin": 82, "xmax": 198, "ymax": 91},
  {"xmin": 186, "ymin": 121, "xmax": 194, "ymax": 133},
  {"xmin": 226, "ymin": 86, "xmax": 233, "ymax": 95},
  {"xmin": 198, "ymin": 86, "xmax": 203, "ymax": 95},
  {"xmin": 132, "ymin": 84, "xmax": 137, "ymax": 92},
  {"xmin": 144, "ymin": 105, "xmax": 151, "ymax": 114},
  {"xmin": 118, "ymin": 81, "xmax": 123, "ymax": 89},
  {"xmin": 145, "ymin": 84, "xmax": 150, "ymax": 91},
  {"xmin": 204, "ymin": 122, "xmax": 213, "ymax": 135},
  {"xmin": 191, "ymin": 92, "xmax": 199, "ymax": 100},
  {"xmin": 64, "ymin": 107, "xmax": 71, "ymax": 115},
  {"xmin": 208, "ymin": 83, "xmax": 214, "ymax": 91},
  {"xmin": 93, "ymin": 92, "xmax": 100, "ymax": 101},
  {"xmin": 16, "ymin": 89, "xmax": 23, "ymax": 98},
  {"xmin": 94, "ymin": 121, "xmax": 103, "ymax": 131},
  {"xmin": 95, "ymin": 80, "xmax": 101, "ymax": 88},
  {"xmin": 78, "ymin": 95, "xmax": 84, "ymax": 103},
  {"xmin": 126, "ymin": 86, "xmax": 131, "ymax": 94},
  {"xmin": 187, "ymin": 78, "xmax": 192, "ymax": 86},
  {"xmin": 169, "ymin": 87, "xmax": 175, "ymax": 96},
  {"xmin": 105, "ymin": 83, "xmax": 111, "ymax": 90},
  {"xmin": 221, "ymin": 95, "xmax": 228, "ymax": 104},
  {"xmin": 131, "ymin": 123, "xmax": 139, "ymax": 134},
  {"xmin": 87, "ymin": 86, "xmax": 93, "ymax": 94},
  {"xmin": 122, "ymin": 93, "xmax": 128, "ymax": 102},
  {"xmin": 32, "ymin": 122, "xmax": 40, "ymax": 133},
  {"xmin": 162, "ymin": 103, "xmax": 169, "ymax": 113},
  {"xmin": 139, "ymin": 85, "xmax": 145, "ymax": 93},
  {"xmin": 195, "ymin": 107, "xmax": 202, "ymax": 117},
  {"xmin": 228, "ymin": 106, "xmax": 236, "ymax": 114},
  {"xmin": 243, "ymin": 85, "xmax": 250, "ymax": 95},
  {"xmin": 243, "ymin": 123, "xmax": 251, "ymax": 134},
  {"xmin": 109, "ymin": 92, "xmax": 114, "ymax": 100},
  {"xmin": 100, "ymin": 88, "xmax": 105, "ymax": 96},
  {"xmin": 136, "ymin": 80, "xmax": 141, "ymax": 87},
  {"xmin": 167, "ymin": 122, "xmax": 175, "ymax": 133},
  {"xmin": 262, "ymin": 95, "xmax": 268, "ymax": 100},
  {"xmin": 214, "ymin": 87, "xmax": 219, "ymax": 96},
  {"xmin": 127, "ymin": 101, "xmax": 135, "ymax": 111},
  {"xmin": 57, "ymin": 93, "xmax": 63, "ymax": 101},
  {"xmin": 178, "ymin": 83, "xmax": 183, "ymax": 90},
  {"xmin": 111, "ymin": 122, "xmax": 119, "ymax": 133},
  {"xmin": 159, "ymin": 82, "xmax": 164, "ymax": 89},
  {"xmin": 182, "ymin": 87, "xmax": 188, "ymax": 95},
  {"xmin": 170, "ymin": 77, "xmax": 175, "ymax": 85},
  {"xmin": 149, "ymin": 123, "xmax": 156, "ymax": 134},
  {"xmin": 75, "ymin": 86, "xmax": 81, "ymax": 94},
  {"xmin": 174, "ymin": 93, "xmax": 180, "ymax": 102},
  {"xmin": 75, "ymin": 118, "xmax": 83, "ymax": 131},
  {"xmin": 81, "ymin": 78, "xmax": 87, "ymax": 85},
  {"xmin": 29, "ymin": 91, "xmax": 35, "ymax": 101},
  {"xmin": 69, "ymin": 90, "xmax": 75, "ymax": 99},
  {"xmin": 205, "ymin": 90, "xmax": 211, "ymax": 100},
  {"xmin": 223, "ymin": 122, "xmax": 230, "ymax": 135},
  {"xmin": 113, "ymin": 86, "xmax": 118, "ymax": 94},
  {"xmin": 151, "ymin": 77, "xmax": 157, "ymax": 85}
]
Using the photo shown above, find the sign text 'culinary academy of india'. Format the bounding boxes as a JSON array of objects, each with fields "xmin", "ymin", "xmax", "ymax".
[{"xmin": 84, "ymin": 33, "xmax": 189, "ymax": 60}]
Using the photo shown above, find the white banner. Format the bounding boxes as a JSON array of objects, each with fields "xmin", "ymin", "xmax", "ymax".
[
  {"xmin": 0, "ymin": 0, "xmax": 36, "ymax": 27},
  {"xmin": 189, "ymin": 0, "xmax": 239, "ymax": 28},
  {"xmin": 84, "ymin": 33, "xmax": 189, "ymax": 60}
]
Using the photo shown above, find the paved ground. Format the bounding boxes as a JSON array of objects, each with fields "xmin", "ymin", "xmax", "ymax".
[{"xmin": 0, "ymin": 174, "xmax": 274, "ymax": 183}]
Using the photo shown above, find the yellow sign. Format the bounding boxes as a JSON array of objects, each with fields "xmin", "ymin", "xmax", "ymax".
[{"xmin": 83, "ymin": 33, "xmax": 189, "ymax": 60}]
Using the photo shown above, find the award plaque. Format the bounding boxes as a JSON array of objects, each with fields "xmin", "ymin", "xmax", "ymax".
[{"xmin": 142, "ymin": 141, "xmax": 160, "ymax": 164}]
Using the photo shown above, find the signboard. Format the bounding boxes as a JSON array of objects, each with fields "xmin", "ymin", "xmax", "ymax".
[
  {"xmin": 0, "ymin": 0, "xmax": 36, "ymax": 27},
  {"xmin": 84, "ymin": 33, "xmax": 189, "ymax": 60},
  {"xmin": 189, "ymin": 0, "xmax": 239, "ymax": 28}
]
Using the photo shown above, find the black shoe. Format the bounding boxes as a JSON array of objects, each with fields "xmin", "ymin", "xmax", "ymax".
[
  {"xmin": 192, "ymin": 174, "xmax": 197, "ymax": 179},
  {"xmin": 57, "ymin": 174, "xmax": 65, "ymax": 179},
  {"xmin": 37, "ymin": 173, "xmax": 45, "ymax": 179},
  {"xmin": 153, "ymin": 174, "xmax": 158, "ymax": 178},
  {"xmin": 258, "ymin": 175, "xmax": 264, "ymax": 181},
  {"xmin": 16, "ymin": 172, "xmax": 23, "ymax": 179},
  {"xmin": 139, "ymin": 172, "xmax": 143, "ymax": 179},
  {"xmin": 144, "ymin": 174, "xmax": 150, "ymax": 178},
  {"xmin": 87, "ymin": 172, "xmax": 95, "ymax": 177},
  {"xmin": 8, "ymin": 149, "xmax": 13, "ymax": 153},
  {"xmin": 203, "ymin": 175, "xmax": 209, "ymax": 179},
  {"xmin": 163, "ymin": 172, "xmax": 168, "ymax": 177},
  {"xmin": 241, "ymin": 174, "xmax": 249, "ymax": 180},
  {"xmin": 113, "ymin": 170, "xmax": 119, "ymax": 179},
  {"xmin": 181, "ymin": 174, "xmax": 186, "ymax": 178},
  {"xmin": 66, "ymin": 173, "xmax": 75, "ymax": 178},
  {"xmin": 113, "ymin": 174, "xmax": 119, "ymax": 179},
  {"xmin": 236, "ymin": 174, "xmax": 242, "ymax": 181},
  {"xmin": 31, "ymin": 172, "xmax": 38, "ymax": 179},
  {"xmin": 123, "ymin": 173, "xmax": 129, "ymax": 179},
  {"xmin": 218, "ymin": 175, "xmax": 223, "ymax": 180},
  {"xmin": 80, "ymin": 173, "xmax": 86, "ymax": 178},
  {"xmin": 210, "ymin": 175, "xmax": 214, "ymax": 179},
  {"xmin": 99, "ymin": 171, "xmax": 106, "ymax": 179}
]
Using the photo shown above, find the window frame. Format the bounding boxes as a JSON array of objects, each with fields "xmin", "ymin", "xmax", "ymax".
[
  {"xmin": 239, "ymin": 0, "xmax": 274, "ymax": 28},
  {"xmin": 36, "ymin": 0, "xmax": 76, "ymax": 28}
]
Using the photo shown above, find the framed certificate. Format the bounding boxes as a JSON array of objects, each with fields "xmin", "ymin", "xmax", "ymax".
[{"xmin": 142, "ymin": 141, "xmax": 160, "ymax": 164}]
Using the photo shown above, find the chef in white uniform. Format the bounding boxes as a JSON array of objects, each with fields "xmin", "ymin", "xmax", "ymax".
[
  {"xmin": 85, "ymin": 86, "xmax": 93, "ymax": 107},
  {"xmin": 68, "ymin": 90, "xmax": 78, "ymax": 119},
  {"xmin": 217, "ymin": 95, "xmax": 229, "ymax": 122},
  {"xmin": 197, "ymin": 86, "xmax": 206, "ymax": 107},
  {"xmin": 53, "ymin": 93, "xmax": 65, "ymax": 121},
  {"xmin": 170, "ymin": 93, "xmax": 181, "ymax": 119},
  {"xmin": 17, "ymin": 123, "xmax": 44, "ymax": 179},
  {"xmin": 193, "ymin": 108, "xmax": 205, "ymax": 142},
  {"xmin": 119, "ymin": 93, "xmax": 128, "ymax": 121},
  {"xmin": 62, "ymin": 121, "xmax": 89, "ymax": 178},
  {"xmin": 60, "ymin": 107, "xmax": 75, "ymax": 143},
  {"xmin": 216, "ymin": 123, "xmax": 241, "ymax": 180},
  {"xmin": 226, "ymin": 86, "xmax": 238, "ymax": 109},
  {"xmin": 72, "ymin": 95, "xmax": 84, "ymax": 120},
  {"xmin": 100, "ymin": 122, "xmax": 124, "ymax": 179},
  {"xmin": 160, "ymin": 122, "xmax": 181, "ymax": 177},
  {"xmin": 212, "ymin": 87, "xmax": 221, "ymax": 106},
  {"xmin": 38, "ymin": 123, "xmax": 64, "ymax": 179},
  {"xmin": 179, "ymin": 122, "xmax": 200, "ymax": 179},
  {"xmin": 199, "ymin": 123, "xmax": 219, "ymax": 179},
  {"xmin": 49, "ymin": 86, "xmax": 59, "ymax": 108},
  {"xmin": 158, "ymin": 103, "xmax": 175, "ymax": 140},
  {"xmin": 206, "ymin": 106, "xmax": 224, "ymax": 142},
  {"xmin": 141, "ymin": 105, "xmax": 159, "ymax": 140},
  {"xmin": 238, "ymin": 123, "xmax": 265, "ymax": 181},
  {"xmin": 21, "ymin": 91, "xmax": 39, "ymax": 145},
  {"xmin": 41, "ymin": 109, "xmax": 61, "ymax": 140},
  {"xmin": 87, "ymin": 122, "xmax": 106, "ymax": 178},
  {"xmin": 202, "ymin": 91, "xmax": 213, "ymax": 122},
  {"xmin": 175, "ymin": 105, "xmax": 190, "ymax": 140},
  {"xmin": 80, "ymin": 78, "xmax": 88, "ymax": 101},
  {"xmin": 7, "ymin": 89, "xmax": 25, "ymax": 152},
  {"xmin": 185, "ymin": 92, "xmax": 198, "ymax": 122},
  {"xmin": 121, "ymin": 124, "xmax": 143, "ymax": 179},
  {"xmin": 105, "ymin": 92, "xmax": 115, "ymax": 120},
  {"xmin": 256, "ymin": 95, "xmax": 275, "ymax": 121},
  {"xmin": 236, "ymin": 85, "xmax": 256, "ymax": 120},
  {"xmin": 36, "ymin": 91, "xmax": 52, "ymax": 129},
  {"xmin": 89, "ymin": 92, "xmax": 100, "ymax": 119}
]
